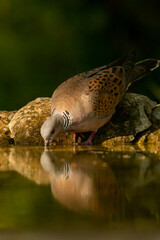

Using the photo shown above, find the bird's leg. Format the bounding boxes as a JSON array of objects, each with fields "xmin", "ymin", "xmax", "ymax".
[
  {"xmin": 79, "ymin": 130, "xmax": 97, "ymax": 145},
  {"xmin": 73, "ymin": 133, "xmax": 80, "ymax": 145}
]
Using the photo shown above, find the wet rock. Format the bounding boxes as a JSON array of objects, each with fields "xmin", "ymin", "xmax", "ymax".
[
  {"xmin": 4, "ymin": 93, "xmax": 160, "ymax": 146},
  {"xmin": 138, "ymin": 129, "xmax": 160, "ymax": 145},
  {"xmin": 51, "ymin": 132, "xmax": 74, "ymax": 146},
  {"xmin": 9, "ymin": 97, "xmax": 73, "ymax": 145},
  {"xmin": 0, "ymin": 111, "xmax": 16, "ymax": 145},
  {"xmin": 137, "ymin": 104, "xmax": 160, "ymax": 145},
  {"xmin": 152, "ymin": 105, "xmax": 160, "ymax": 121},
  {"xmin": 147, "ymin": 129, "xmax": 160, "ymax": 143},
  {"xmin": 9, "ymin": 98, "xmax": 51, "ymax": 145},
  {"xmin": 95, "ymin": 93, "xmax": 157, "ymax": 145}
]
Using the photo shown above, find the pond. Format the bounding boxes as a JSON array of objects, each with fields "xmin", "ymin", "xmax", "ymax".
[{"xmin": 0, "ymin": 145, "xmax": 160, "ymax": 239}]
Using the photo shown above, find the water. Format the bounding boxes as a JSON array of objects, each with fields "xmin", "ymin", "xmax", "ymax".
[{"xmin": 0, "ymin": 145, "xmax": 160, "ymax": 239}]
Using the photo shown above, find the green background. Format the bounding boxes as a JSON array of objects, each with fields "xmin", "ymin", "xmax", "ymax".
[{"xmin": 0, "ymin": 0, "xmax": 159, "ymax": 110}]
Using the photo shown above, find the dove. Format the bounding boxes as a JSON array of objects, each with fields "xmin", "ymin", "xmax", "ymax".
[{"xmin": 41, "ymin": 50, "xmax": 160, "ymax": 146}]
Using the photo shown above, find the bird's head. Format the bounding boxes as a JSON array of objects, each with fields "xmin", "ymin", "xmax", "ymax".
[{"xmin": 40, "ymin": 115, "xmax": 64, "ymax": 147}]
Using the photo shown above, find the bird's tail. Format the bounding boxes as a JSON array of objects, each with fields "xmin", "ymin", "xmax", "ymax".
[
  {"xmin": 120, "ymin": 50, "xmax": 159, "ymax": 86},
  {"xmin": 131, "ymin": 59, "xmax": 160, "ymax": 82}
]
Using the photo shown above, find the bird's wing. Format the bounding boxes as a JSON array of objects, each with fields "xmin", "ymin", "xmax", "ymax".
[
  {"xmin": 51, "ymin": 50, "xmax": 137, "ymax": 118},
  {"xmin": 51, "ymin": 65, "xmax": 126, "ymax": 120},
  {"xmin": 83, "ymin": 66, "xmax": 126, "ymax": 117}
]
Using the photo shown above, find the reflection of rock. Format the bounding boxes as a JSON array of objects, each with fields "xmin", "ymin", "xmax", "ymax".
[
  {"xmin": 9, "ymin": 147, "xmax": 50, "ymax": 184},
  {"xmin": 0, "ymin": 147, "xmax": 12, "ymax": 171},
  {"xmin": 0, "ymin": 111, "xmax": 16, "ymax": 145},
  {"xmin": 1, "ymin": 145, "xmax": 160, "ymax": 221},
  {"xmin": 41, "ymin": 151, "xmax": 123, "ymax": 219}
]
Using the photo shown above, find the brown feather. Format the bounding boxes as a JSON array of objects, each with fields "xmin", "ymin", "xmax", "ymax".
[{"xmin": 51, "ymin": 50, "xmax": 159, "ymax": 132}]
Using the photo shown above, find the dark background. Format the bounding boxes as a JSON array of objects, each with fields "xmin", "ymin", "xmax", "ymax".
[{"xmin": 0, "ymin": 0, "xmax": 159, "ymax": 110}]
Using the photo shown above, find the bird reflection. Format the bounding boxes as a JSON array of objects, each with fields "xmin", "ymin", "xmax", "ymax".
[{"xmin": 41, "ymin": 150, "xmax": 123, "ymax": 219}]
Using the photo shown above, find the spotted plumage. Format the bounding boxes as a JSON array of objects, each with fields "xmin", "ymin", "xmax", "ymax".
[
  {"xmin": 86, "ymin": 67, "xmax": 125, "ymax": 116},
  {"xmin": 40, "ymin": 50, "xmax": 160, "ymax": 146}
]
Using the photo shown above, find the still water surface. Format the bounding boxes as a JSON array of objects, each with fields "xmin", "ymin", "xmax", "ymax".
[{"xmin": 0, "ymin": 145, "xmax": 160, "ymax": 238}]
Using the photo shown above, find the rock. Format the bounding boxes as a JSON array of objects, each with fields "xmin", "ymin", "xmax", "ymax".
[
  {"xmin": 137, "ymin": 104, "xmax": 160, "ymax": 145},
  {"xmin": 0, "ymin": 111, "xmax": 16, "ymax": 145},
  {"xmin": 95, "ymin": 93, "xmax": 157, "ymax": 145},
  {"xmin": 51, "ymin": 131, "xmax": 74, "ymax": 146},
  {"xmin": 3, "ymin": 93, "xmax": 160, "ymax": 146},
  {"xmin": 9, "ymin": 98, "xmax": 51, "ymax": 145},
  {"xmin": 9, "ymin": 97, "xmax": 73, "ymax": 145},
  {"xmin": 152, "ymin": 105, "xmax": 160, "ymax": 121},
  {"xmin": 147, "ymin": 129, "xmax": 160, "ymax": 143},
  {"xmin": 138, "ymin": 129, "xmax": 160, "ymax": 145}
]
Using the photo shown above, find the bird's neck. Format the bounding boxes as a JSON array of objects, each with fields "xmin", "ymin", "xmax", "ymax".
[
  {"xmin": 62, "ymin": 111, "xmax": 71, "ymax": 130},
  {"xmin": 54, "ymin": 112, "xmax": 70, "ymax": 130},
  {"xmin": 53, "ymin": 114, "xmax": 64, "ymax": 130}
]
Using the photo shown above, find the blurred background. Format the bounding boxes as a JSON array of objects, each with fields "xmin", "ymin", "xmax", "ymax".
[{"xmin": 0, "ymin": 0, "xmax": 159, "ymax": 110}]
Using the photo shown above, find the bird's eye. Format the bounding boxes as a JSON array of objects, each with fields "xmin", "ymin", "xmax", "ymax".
[{"xmin": 51, "ymin": 129, "xmax": 55, "ymax": 134}]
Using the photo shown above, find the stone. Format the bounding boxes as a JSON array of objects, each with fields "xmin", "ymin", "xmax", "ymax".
[
  {"xmin": 4, "ymin": 93, "xmax": 160, "ymax": 146},
  {"xmin": 147, "ymin": 129, "xmax": 160, "ymax": 143},
  {"xmin": 137, "ymin": 104, "xmax": 160, "ymax": 145},
  {"xmin": 152, "ymin": 105, "xmax": 160, "ymax": 121},
  {"xmin": 0, "ymin": 111, "xmax": 16, "ymax": 145},
  {"xmin": 95, "ymin": 93, "xmax": 157, "ymax": 145},
  {"xmin": 138, "ymin": 129, "xmax": 160, "ymax": 145},
  {"xmin": 9, "ymin": 98, "xmax": 51, "ymax": 145},
  {"xmin": 9, "ymin": 97, "xmax": 74, "ymax": 145}
]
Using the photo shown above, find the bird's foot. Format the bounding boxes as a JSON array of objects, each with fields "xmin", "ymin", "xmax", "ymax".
[
  {"xmin": 73, "ymin": 133, "xmax": 79, "ymax": 145},
  {"xmin": 78, "ymin": 139, "xmax": 93, "ymax": 146},
  {"xmin": 78, "ymin": 130, "xmax": 97, "ymax": 146}
]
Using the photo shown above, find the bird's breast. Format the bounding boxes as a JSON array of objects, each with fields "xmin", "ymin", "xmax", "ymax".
[{"xmin": 68, "ymin": 114, "xmax": 113, "ymax": 132}]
